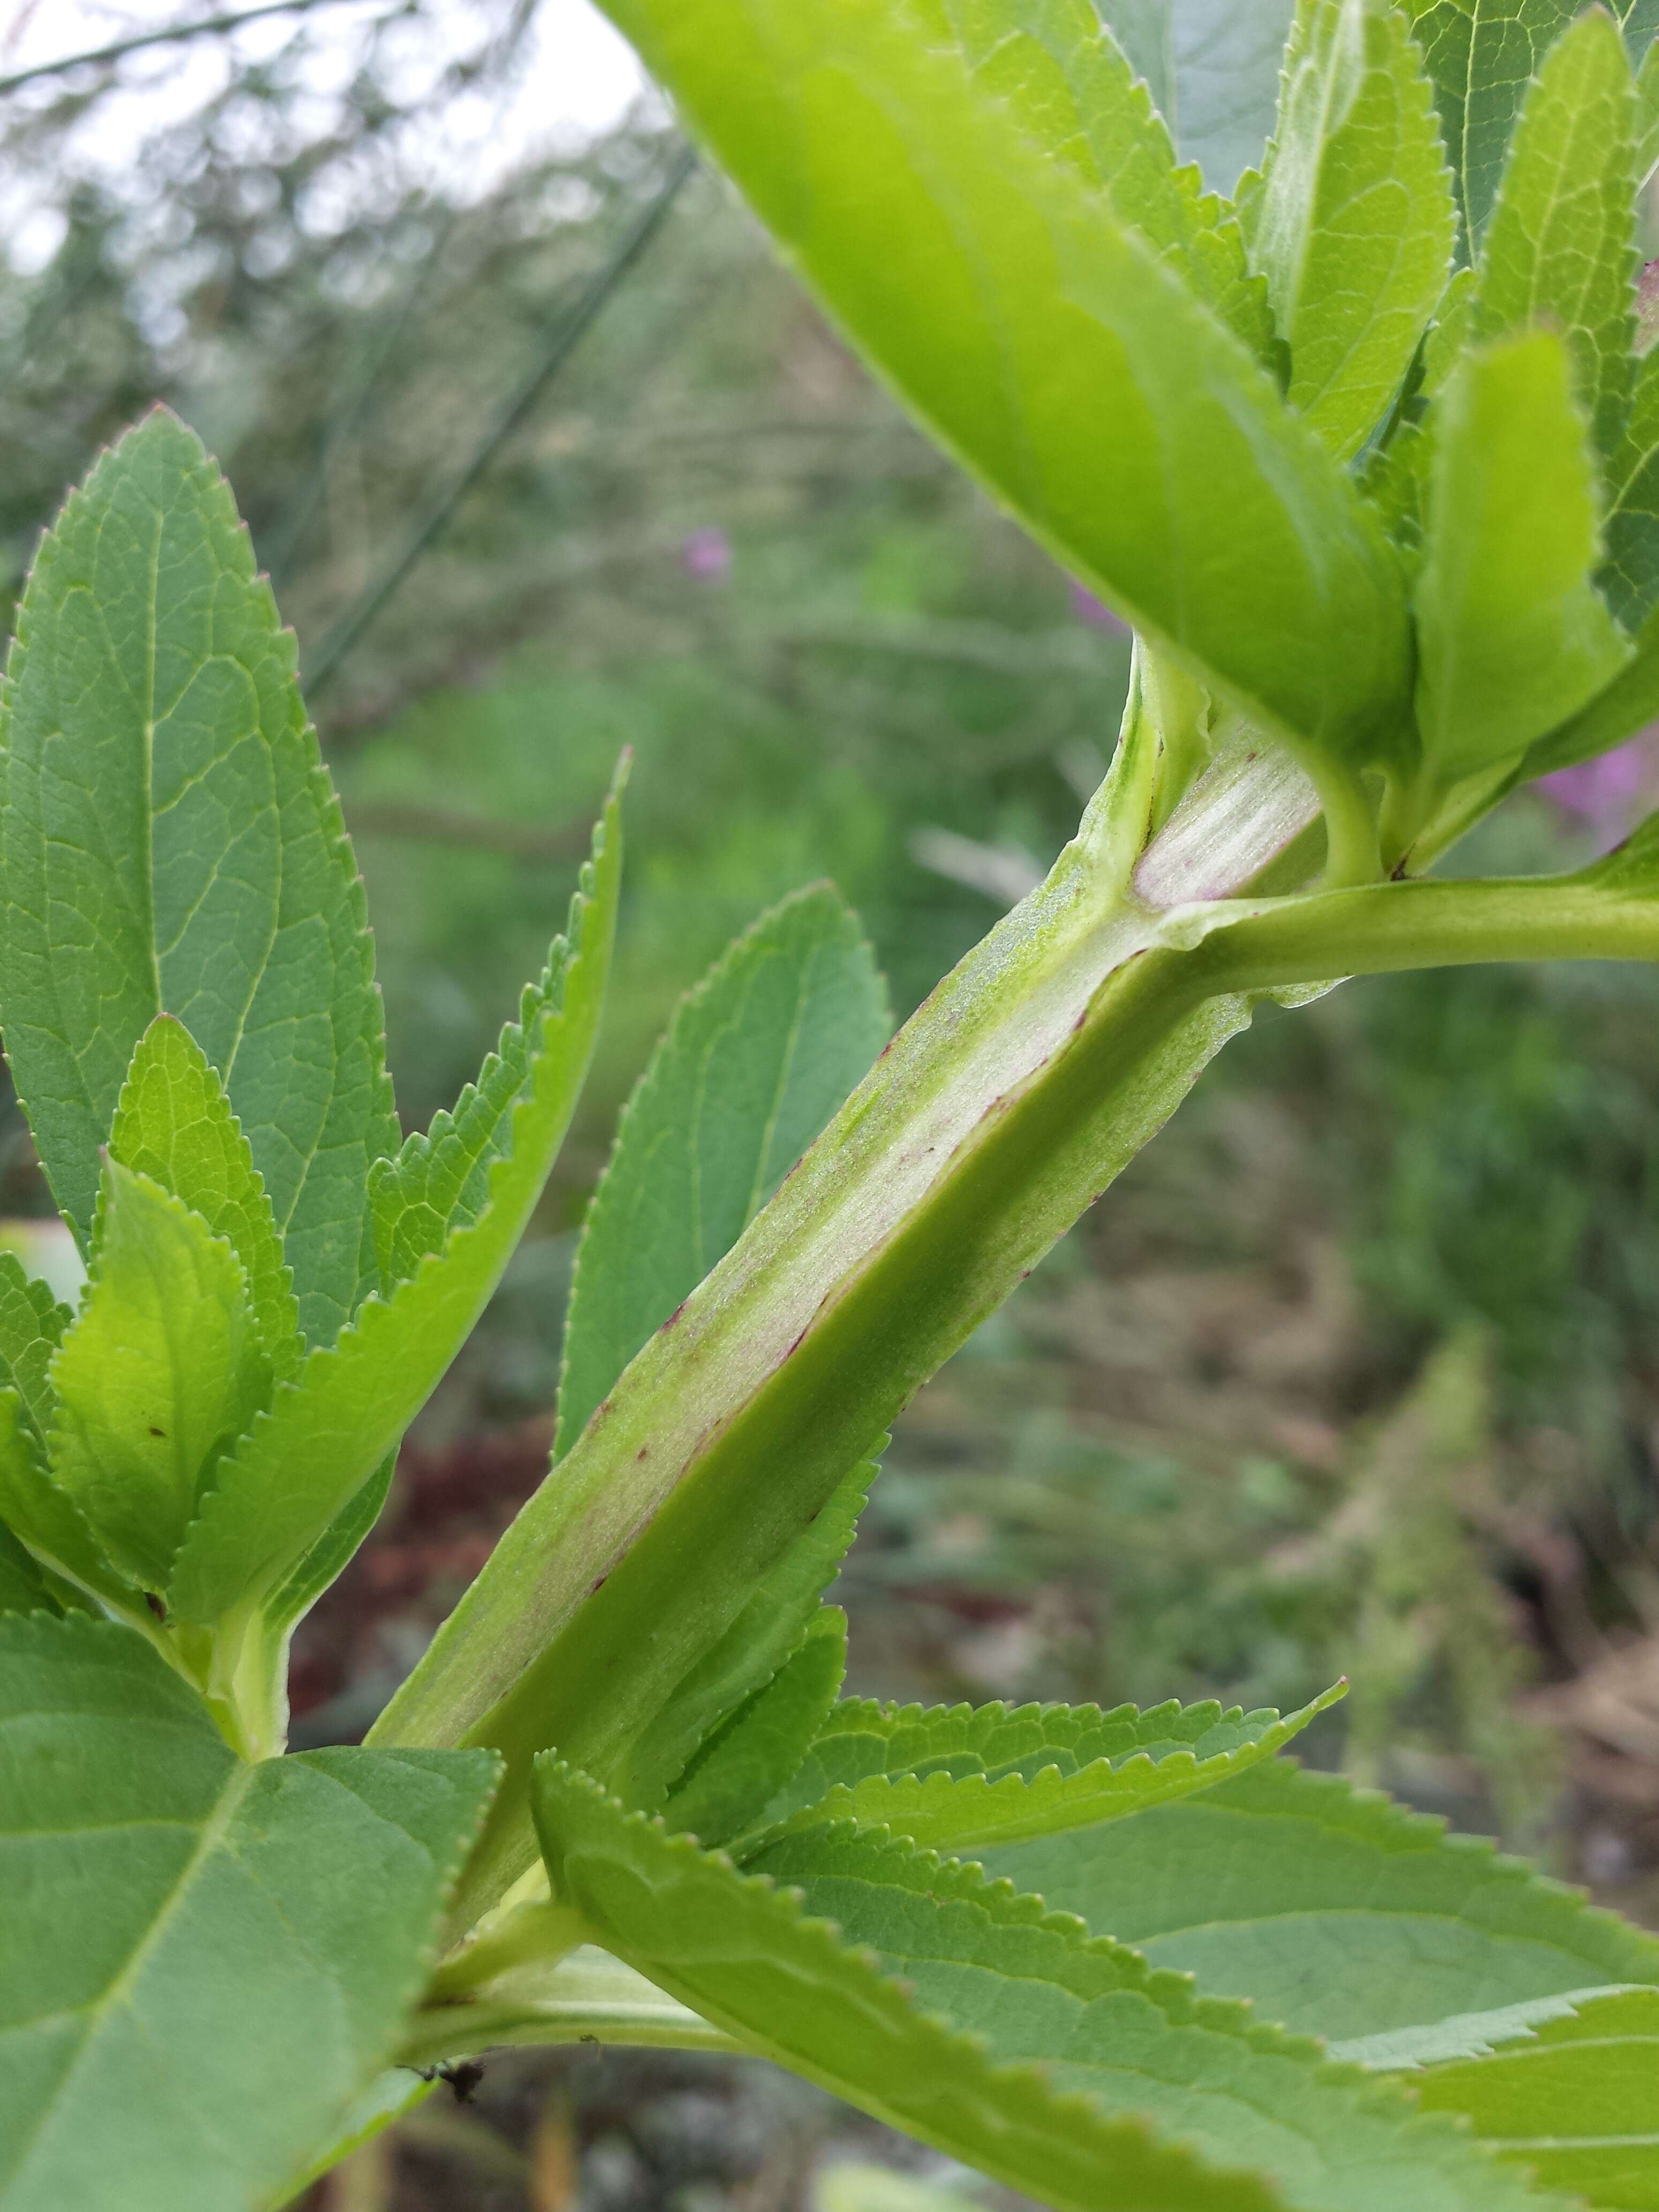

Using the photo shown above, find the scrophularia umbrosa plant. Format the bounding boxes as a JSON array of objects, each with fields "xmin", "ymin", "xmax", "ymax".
[{"xmin": 9, "ymin": 2, "xmax": 1659, "ymax": 2207}]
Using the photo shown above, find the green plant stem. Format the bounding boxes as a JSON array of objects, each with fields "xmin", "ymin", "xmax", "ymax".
[
  {"xmin": 1204, "ymin": 868, "xmax": 1659, "ymax": 990},
  {"xmin": 380, "ymin": 736, "xmax": 1659, "ymax": 1934},
  {"xmin": 395, "ymin": 1946, "xmax": 737, "ymax": 2068},
  {"xmin": 1304, "ymin": 751, "xmax": 1384, "ymax": 887},
  {"xmin": 376, "ymin": 744, "xmax": 1318, "ymax": 1930},
  {"xmin": 426, "ymin": 1898, "xmax": 587, "ymax": 2002}
]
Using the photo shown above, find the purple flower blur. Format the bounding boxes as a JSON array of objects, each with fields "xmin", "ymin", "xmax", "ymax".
[
  {"xmin": 1537, "ymin": 736, "xmax": 1650, "ymax": 849},
  {"xmin": 1067, "ymin": 578, "xmax": 1128, "ymax": 634},
  {"xmin": 681, "ymin": 526, "xmax": 732, "ymax": 582}
]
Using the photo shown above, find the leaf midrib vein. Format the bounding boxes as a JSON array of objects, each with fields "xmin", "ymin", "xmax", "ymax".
[{"xmin": 4, "ymin": 1757, "xmax": 256, "ymax": 2189}]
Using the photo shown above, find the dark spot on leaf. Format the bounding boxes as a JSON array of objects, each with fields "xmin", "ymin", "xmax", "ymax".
[
  {"xmin": 148, "ymin": 1426, "xmax": 165, "ymax": 1438},
  {"xmin": 144, "ymin": 1593, "xmax": 167, "ymax": 1620}
]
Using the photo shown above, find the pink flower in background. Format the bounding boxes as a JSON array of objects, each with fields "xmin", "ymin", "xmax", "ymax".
[
  {"xmin": 1068, "ymin": 579, "xmax": 1128, "ymax": 634},
  {"xmin": 1537, "ymin": 734, "xmax": 1653, "ymax": 849},
  {"xmin": 681, "ymin": 526, "xmax": 732, "ymax": 582}
]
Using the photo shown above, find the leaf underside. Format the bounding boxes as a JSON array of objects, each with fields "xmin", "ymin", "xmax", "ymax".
[
  {"xmin": 535, "ymin": 1758, "xmax": 1558, "ymax": 2212},
  {"xmin": 0, "ymin": 1614, "xmax": 498, "ymax": 2212},
  {"xmin": 1099, "ymin": 0, "xmax": 1297, "ymax": 193},
  {"xmin": 981, "ymin": 1759, "xmax": 1659, "ymax": 2045},
  {"xmin": 594, "ymin": 0, "xmax": 1411, "ymax": 761},
  {"xmin": 1250, "ymin": 0, "xmax": 1456, "ymax": 461}
]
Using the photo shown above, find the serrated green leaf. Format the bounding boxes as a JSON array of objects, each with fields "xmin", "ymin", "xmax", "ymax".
[
  {"xmin": 369, "ymin": 906, "xmax": 593, "ymax": 1295},
  {"xmin": 1100, "ymin": 0, "xmax": 1297, "ymax": 192},
  {"xmin": 0, "ymin": 1393, "xmax": 126, "ymax": 1609},
  {"xmin": 939, "ymin": 0, "xmax": 1274, "ymax": 358},
  {"xmin": 262, "ymin": 1449, "xmax": 397, "ymax": 1642},
  {"xmin": 1422, "ymin": 264, "xmax": 1481, "ymax": 398},
  {"xmin": 1250, "ymin": 0, "xmax": 1456, "ymax": 460},
  {"xmin": 1638, "ymin": 36, "xmax": 1659, "ymax": 178},
  {"xmin": 666, "ymin": 1608, "xmax": 847, "ymax": 1848},
  {"xmin": 164, "ymin": 784, "xmax": 621, "ymax": 1628},
  {"xmin": 274, "ymin": 2072, "xmax": 435, "ymax": 2208},
  {"xmin": 756, "ymin": 1822, "xmax": 1570, "ymax": 2212},
  {"xmin": 0, "ymin": 1612, "xmax": 498, "ymax": 2212},
  {"xmin": 1474, "ymin": 8, "xmax": 1637, "ymax": 456},
  {"xmin": 1332, "ymin": 1984, "xmax": 1639, "ymax": 2069},
  {"xmin": 753, "ymin": 1683, "xmax": 1345, "ymax": 1855},
  {"xmin": 1410, "ymin": 1986, "xmax": 1659, "ymax": 2209},
  {"xmin": 1403, "ymin": 0, "xmax": 1578, "ymax": 259},
  {"xmin": 1602, "ymin": 350, "xmax": 1659, "ymax": 631},
  {"xmin": 540, "ymin": 1759, "xmax": 1558, "ymax": 2212},
  {"xmin": 0, "ymin": 409, "xmax": 398, "ymax": 1346},
  {"xmin": 1619, "ymin": 0, "xmax": 1659, "ymax": 63},
  {"xmin": 109, "ymin": 1014, "xmax": 301, "ymax": 1380},
  {"xmin": 49, "ymin": 1162, "xmax": 271, "ymax": 1593},
  {"xmin": 532, "ymin": 1757, "xmax": 1287, "ymax": 2212},
  {"xmin": 595, "ymin": 0, "xmax": 1412, "ymax": 764},
  {"xmin": 1415, "ymin": 330, "xmax": 1632, "ymax": 781},
  {"xmin": 0, "ymin": 1254, "xmax": 66, "ymax": 1448},
  {"xmin": 982, "ymin": 1759, "xmax": 1659, "ymax": 2044},
  {"xmin": 1358, "ymin": 418, "xmax": 1432, "ymax": 564},
  {"xmin": 558, "ymin": 886, "xmax": 889, "ymax": 1454},
  {"xmin": 0, "ymin": 1520, "xmax": 53, "ymax": 1618}
]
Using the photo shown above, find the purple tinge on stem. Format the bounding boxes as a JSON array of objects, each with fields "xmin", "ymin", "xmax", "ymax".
[
  {"xmin": 1537, "ymin": 734, "xmax": 1653, "ymax": 850},
  {"xmin": 1638, "ymin": 261, "xmax": 1659, "ymax": 357},
  {"xmin": 681, "ymin": 526, "xmax": 732, "ymax": 582},
  {"xmin": 1068, "ymin": 578, "xmax": 1129, "ymax": 634}
]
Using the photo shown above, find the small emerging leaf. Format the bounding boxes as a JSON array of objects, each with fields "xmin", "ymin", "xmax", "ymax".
[
  {"xmin": 0, "ymin": 1253, "xmax": 67, "ymax": 1447},
  {"xmin": 369, "ymin": 926, "xmax": 585, "ymax": 1295},
  {"xmin": 50, "ymin": 1162, "xmax": 271, "ymax": 1593},
  {"xmin": 1414, "ymin": 329, "xmax": 1631, "ymax": 782},
  {"xmin": 666, "ymin": 1608, "xmax": 847, "ymax": 1848},
  {"xmin": 109, "ymin": 1015, "xmax": 301, "ymax": 1379},
  {"xmin": 1251, "ymin": 0, "xmax": 1456, "ymax": 460},
  {"xmin": 431, "ymin": 1457, "xmax": 873, "ymax": 1938},
  {"xmin": 753, "ymin": 1682, "xmax": 1345, "ymax": 1854},
  {"xmin": 0, "ymin": 1391, "xmax": 127, "ymax": 1608},
  {"xmin": 1602, "ymin": 349, "xmax": 1659, "ymax": 631},
  {"xmin": 1474, "ymin": 8, "xmax": 1638, "ymax": 457},
  {"xmin": 165, "ymin": 781, "xmax": 622, "ymax": 1626}
]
